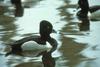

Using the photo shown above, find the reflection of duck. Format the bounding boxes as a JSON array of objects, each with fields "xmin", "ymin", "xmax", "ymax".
[
  {"xmin": 6, "ymin": 20, "xmax": 58, "ymax": 56},
  {"xmin": 79, "ymin": 18, "xmax": 90, "ymax": 31},
  {"xmin": 11, "ymin": 0, "xmax": 24, "ymax": 17},
  {"xmin": 14, "ymin": 5, "xmax": 24, "ymax": 17},
  {"xmin": 77, "ymin": 0, "xmax": 100, "ymax": 20},
  {"xmin": 42, "ymin": 51, "xmax": 55, "ymax": 67}
]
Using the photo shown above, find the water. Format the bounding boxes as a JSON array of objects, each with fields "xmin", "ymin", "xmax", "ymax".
[{"xmin": 0, "ymin": 0, "xmax": 100, "ymax": 67}]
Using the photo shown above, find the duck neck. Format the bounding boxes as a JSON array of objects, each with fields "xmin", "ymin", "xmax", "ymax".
[
  {"xmin": 78, "ymin": 0, "xmax": 89, "ymax": 15},
  {"xmin": 40, "ymin": 35, "xmax": 51, "ymax": 41}
]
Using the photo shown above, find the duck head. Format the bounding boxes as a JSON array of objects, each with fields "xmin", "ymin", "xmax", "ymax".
[
  {"xmin": 40, "ymin": 20, "xmax": 53, "ymax": 40},
  {"xmin": 77, "ymin": 0, "xmax": 89, "ymax": 18}
]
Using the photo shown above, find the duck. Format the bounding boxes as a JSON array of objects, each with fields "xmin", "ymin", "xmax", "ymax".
[
  {"xmin": 77, "ymin": 0, "xmax": 100, "ymax": 20},
  {"xmin": 6, "ymin": 20, "xmax": 58, "ymax": 56},
  {"xmin": 89, "ymin": 5, "xmax": 100, "ymax": 20},
  {"xmin": 76, "ymin": 0, "xmax": 89, "ymax": 18},
  {"xmin": 10, "ymin": 0, "xmax": 24, "ymax": 17}
]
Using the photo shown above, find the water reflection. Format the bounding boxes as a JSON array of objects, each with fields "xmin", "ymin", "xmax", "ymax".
[
  {"xmin": 9, "ymin": 50, "xmax": 55, "ymax": 67},
  {"xmin": 57, "ymin": 0, "xmax": 95, "ymax": 67},
  {"xmin": 22, "ymin": 0, "xmax": 43, "ymax": 8},
  {"xmin": 0, "ymin": 16, "xmax": 16, "ymax": 43},
  {"xmin": 11, "ymin": 0, "xmax": 24, "ymax": 17},
  {"xmin": 78, "ymin": 18, "xmax": 90, "ymax": 31},
  {"xmin": 0, "ymin": 6, "xmax": 5, "ymax": 15},
  {"xmin": 60, "ymin": 35, "xmax": 87, "ymax": 67},
  {"xmin": 77, "ymin": 0, "xmax": 89, "ymax": 18},
  {"xmin": 42, "ymin": 51, "xmax": 55, "ymax": 67},
  {"xmin": 0, "ymin": 54, "xmax": 7, "ymax": 67}
]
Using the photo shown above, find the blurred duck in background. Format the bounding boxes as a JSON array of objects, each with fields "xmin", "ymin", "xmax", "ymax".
[
  {"xmin": 89, "ymin": 5, "xmax": 100, "ymax": 21},
  {"xmin": 77, "ymin": 0, "xmax": 100, "ymax": 21},
  {"xmin": 11, "ymin": 0, "xmax": 24, "ymax": 17}
]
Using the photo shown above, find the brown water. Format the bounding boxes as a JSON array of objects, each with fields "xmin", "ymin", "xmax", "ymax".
[{"xmin": 0, "ymin": 0, "xmax": 100, "ymax": 67}]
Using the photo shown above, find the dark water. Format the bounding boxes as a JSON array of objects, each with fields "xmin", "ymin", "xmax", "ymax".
[{"xmin": 0, "ymin": 0, "xmax": 100, "ymax": 67}]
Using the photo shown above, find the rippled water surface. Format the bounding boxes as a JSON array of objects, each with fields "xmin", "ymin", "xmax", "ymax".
[{"xmin": 0, "ymin": 0, "xmax": 100, "ymax": 67}]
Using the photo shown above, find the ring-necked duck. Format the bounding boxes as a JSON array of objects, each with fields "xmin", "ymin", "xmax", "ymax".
[
  {"xmin": 89, "ymin": 5, "xmax": 100, "ymax": 20},
  {"xmin": 6, "ymin": 20, "xmax": 58, "ymax": 56},
  {"xmin": 77, "ymin": 0, "xmax": 89, "ymax": 18},
  {"xmin": 11, "ymin": 0, "xmax": 24, "ymax": 17},
  {"xmin": 77, "ymin": 0, "xmax": 100, "ymax": 20}
]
